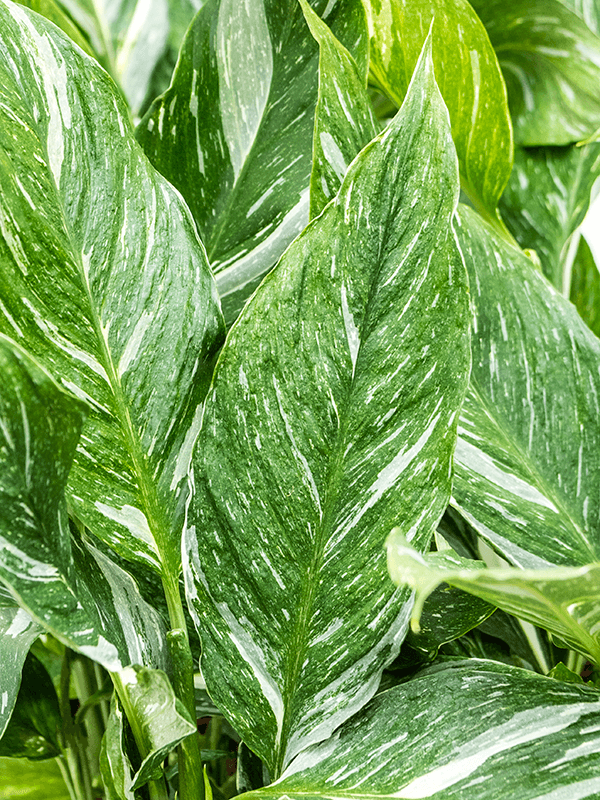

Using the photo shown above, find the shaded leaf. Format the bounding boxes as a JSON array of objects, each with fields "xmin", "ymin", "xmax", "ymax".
[
  {"xmin": 136, "ymin": 0, "xmax": 369, "ymax": 324},
  {"xmin": 99, "ymin": 695, "xmax": 135, "ymax": 800},
  {"xmin": 185, "ymin": 38, "xmax": 469, "ymax": 776},
  {"xmin": 0, "ymin": 757, "xmax": 70, "ymax": 799},
  {"xmin": 367, "ymin": 0, "xmax": 513, "ymax": 224},
  {"xmin": 571, "ymin": 234, "xmax": 600, "ymax": 337},
  {"xmin": 0, "ymin": 608, "xmax": 42, "ymax": 740},
  {"xmin": 549, "ymin": 662, "xmax": 586, "ymax": 684}
]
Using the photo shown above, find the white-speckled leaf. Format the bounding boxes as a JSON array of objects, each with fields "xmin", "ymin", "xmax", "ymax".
[
  {"xmin": 0, "ymin": 336, "xmax": 168, "ymax": 673},
  {"xmin": 236, "ymin": 659, "xmax": 600, "ymax": 800},
  {"xmin": 100, "ymin": 695, "xmax": 135, "ymax": 800},
  {"xmin": 472, "ymin": 0, "xmax": 600, "ymax": 146},
  {"xmin": 184, "ymin": 38, "xmax": 470, "ymax": 777},
  {"xmin": 387, "ymin": 531, "xmax": 600, "ymax": 663},
  {"xmin": 0, "ymin": 608, "xmax": 42, "ymax": 741},
  {"xmin": 0, "ymin": 0, "xmax": 225, "ymax": 576},
  {"xmin": 136, "ymin": 0, "xmax": 369, "ymax": 324},
  {"xmin": 452, "ymin": 205, "xmax": 600, "ymax": 571}
]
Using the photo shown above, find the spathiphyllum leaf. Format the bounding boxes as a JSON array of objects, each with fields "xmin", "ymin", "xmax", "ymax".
[
  {"xmin": 366, "ymin": 0, "xmax": 513, "ymax": 225},
  {"xmin": 498, "ymin": 143, "xmax": 600, "ymax": 288},
  {"xmin": 387, "ymin": 532, "xmax": 600, "ymax": 663},
  {"xmin": 300, "ymin": 0, "xmax": 377, "ymax": 220},
  {"xmin": 100, "ymin": 695, "xmax": 135, "ymax": 800},
  {"xmin": 16, "ymin": 0, "xmax": 96, "ymax": 58},
  {"xmin": 237, "ymin": 660, "xmax": 600, "ymax": 800},
  {"xmin": 0, "ymin": 0, "xmax": 225, "ymax": 576},
  {"xmin": 0, "ymin": 336, "xmax": 168, "ymax": 671},
  {"xmin": 471, "ymin": 0, "xmax": 600, "ymax": 146},
  {"xmin": 561, "ymin": 0, "xmax": 600, "ymax": 35},
  {"xmin": 0, "ymin": 608, "xmax": 42, "ymax": 740},
  {"xmin": 571, "ymin": 235, "xmax": 600, "ymax": 337},
  {"xmin": 136, "ymin": 0, "xmax": 369, "ymax": 324},
  {"xmin": 452, "ymin": 205, "xmax": 600, "ymax": 571},
  {"xmin": 185, "ymin": 38, "xmax": 470, "ymax": 777}
]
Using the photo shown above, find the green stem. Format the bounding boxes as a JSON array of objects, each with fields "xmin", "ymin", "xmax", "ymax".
[
  {"xmin": 72, "ymin": 656, "xmax": 105, "ymax": 778},
  {"xmin": 58, "ymin": 652, "xmax": 94, "ymax": 800}
]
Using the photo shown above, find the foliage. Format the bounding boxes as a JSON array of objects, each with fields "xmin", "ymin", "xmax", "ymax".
[{"xmin": 1, "ymin": 0, "xmax": 600, "ymax": 798}]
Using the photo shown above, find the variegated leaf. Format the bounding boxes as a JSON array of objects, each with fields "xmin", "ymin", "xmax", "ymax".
[
  {"xmin": 136, "ymin": 0, "xmax": 369, "ymax": 324},
  {"xmin": 16, "ymin": 0, "xmax": 96, "ymax": 58},
  {"xmin": 0, "ymin": 608, "xmax": 42, "ymax": 741},
  {"xmin": 237, "ymin": 660, "xmax": 600, "ymax": 800},
  {"xmin": 185, "ymin": 38, "xmax": 470, "ymax": 776},
  {"xmin": 0, "ymin": 0, "xmax": 225, "ymax": 575},
  {"xmin": 561, "ymin": 0, "xmax": 600, "ymax": 34}
]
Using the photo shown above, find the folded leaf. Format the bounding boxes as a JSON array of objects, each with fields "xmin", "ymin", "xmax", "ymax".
[
  {"xmin": 0, "ymin": 0, "xmax": 225, "ymax": 575},
  {"xmin": 367, "ymin": 0, "xmax": 513, "ymax": 224},
  {"xmin": 99, "ymin": 695, "xmax": 135, "ymax": 800},
  {"xmin": 238, "ymin": 660, "xmax": 600, "ymax": 800},
  {"xmin": 0, "ymin": 608, "xmax": 42, "ymax": 741},
  {"xmin": 472, "ymin": 0, "xmax": 600, "ymax": 145},
  {"xmin": 185, "ymin": 36, "xmax": 470, "ymax": 776},
  {"xmin": 570, "ymin": 234, "xmax": 600, "ymax": 337},
  {"xmin": 136, "ymin": 0, "xmax": 369, "ymax": 324}
]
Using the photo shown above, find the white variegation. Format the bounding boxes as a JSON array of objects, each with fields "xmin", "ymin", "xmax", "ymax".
[{"xmin": 0, "ymin": 607, "xmax": 42, "ymax": 740}]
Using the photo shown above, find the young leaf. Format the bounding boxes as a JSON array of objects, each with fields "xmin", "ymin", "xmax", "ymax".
[
  {"xmin": 0, "ymin": 608, "xmax": 42, "ymax": 741},
  {"xmin": 387, "ymin": 531, "xmax": 600, "ymax": 663},
  {"xmin": 452, "ymin": 205, "xmax": 600, "ymax": 570},
  {"xmin": 237, "ymin": 660, "xmax": 600, "ymax": 800},
  {"xmin": 136, "ymin": 0, "xmax": 369, "ymax": 324},
  {"xmin": 185, "ymin": 37, "xmax": 470, "ymax": 776},
  {"xmin": 570, "ymin": 234, "xmax": 600, "ymax": 337},
  {"xmin": 471, "ymin": 0, "xmax": 600, "ymax": 145},
  {"xmin": 0, "ymin": 0, "xmax": 225, "ymax": 576},
  {"xmin": 366, "ymin": 0, "xmax": 513, "ymax": 224}
]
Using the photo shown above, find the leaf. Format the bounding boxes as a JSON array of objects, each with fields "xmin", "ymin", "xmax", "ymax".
[
  {"xmin": 452, "ymin": 205, "xmax": 600, "ymax": 570},
  {"xmin": 570, "ymin": 234, "xmax": 600, "ymax": 337},
  {"xmin": 560, "ymin": 0, "xmax": 600, "ymax": 35},
  {"xmin": 0, "ymin": 608, "xmax": 42, "ymax": 740},
  {"xmin": 0, "ymin": 757, "xmax": 71, "ymax": 799},
  {"xmin": 184, "ymin": 37, "xmax": 470, "ymax": 776},
  {"xmin": 300, "ymin": 0, "xmax": 377, "ymax": 219},
  {"xmin": 16, "ymin": 0, "xmax": 96, "ymax": 58},
  {"xmin": 0, "ymin": 652, "xmax": 61, "ymax": 760},
  {"xmin": 498, "ymin": 143, "xmax": 600, "ymax": 288},
  {"xmin": 0, "ymin": 335, "xmax": 168, "ymax": 672},
  {"xmin": 367, "ymin": 0, "xmax": 513, "ymax": 224},
  {"xmin": 99, "ymin": 695, "xmax": 136, "ymax": 800},
  {"xmin": 387, "ymin": 531, "xmax": 600, "ymax": 664},
  {"xmin": 237, "ymin": 660, "xmax": 600, "ymax": 800},
  {"xmin": 549, "ymin": 662, "xmax": 586, "ymax": 684},
  {"xmin": 0, "ymin": 0, "xmax": 225, "ymax": 576},
  {"xmin": 471, "ymin": 0, "xmax": 600, "ymax": 146},
  {"xmin": 136, "ymin": 0, "xmax": 369, "ymax": 324}
]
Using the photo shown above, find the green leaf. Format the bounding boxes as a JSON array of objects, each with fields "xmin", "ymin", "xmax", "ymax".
[
  {"xmin": 0, "ymin": 608, "xmax": 42, "ymax": 740},
  {"xmin": 300, "ymin": 0, "xmax": 377, "ymax": 220},
  {"xmin": 367, "ymin": 0, "xmax": 513, "ymax": 224},
  {"xmin": 0, "ymin": 757, "xmax": 70, "ymax": 799},
  {"xmin": 0, "ymin": 336, "xmax": 168, "ymax": 671},
  {"xmin": 498, "ymin": 142, "xmax": 600, "ymax": 287},
  {"xmin": 185, "ymin": 37, "xmax": 470, "ymax": 777},
  {"xmin": 549, "ymin": 662, "xmax": 586, "ymax": 684},
  {"xmin": 387, "ymin": 531, "xmax": 600, "ymax": 663},
  {"xmin": 237, "ymin": 660, "xmax": 600, "ymax": 800},
  {"xmin": 471, "ymin": 0, "xmax": 600, "ymax": 146},
  {"xmin": 0, "ymin": 0, "xmax": 225, "ymax": 576},
  {"xmin": 560, "ymin": 0, "xmax": 600, "ymax": 35},
  {"xmin": 452, "ymin": 205, "xmax": 600, "ymax": 570},
  {"xmin": 570, "ymin": 234, "xmax": 600, "ymax": 337},
  {"xmin": 99, "ymin": 695, "xmax": 135, "ymax": 800},
  {"xmin": 15, "ymin": 0, "xmax": 96, "ymax": 58},
  {"xmin": 136, "ymin": 0, "xmax": 369, "ymax": 324},
  {"xmin": 0, "ymin": 653, "xmax": 61, "ymax": 760}
]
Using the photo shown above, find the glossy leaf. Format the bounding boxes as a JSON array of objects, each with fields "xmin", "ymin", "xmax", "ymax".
[
  {"xmin": 452, "ymin": 205, "xmax": 600, "ymax": 570},
  {"xmin": 571, "ymin": 234, "xmax": 600, "ymax": 337},
  {"xmin": 498, "ymin": 142, "xmax": 600, "ymax": 288},
  {"xmin": 0, "ymin": 757, "xmax": 70, "ymax": 800},
  {"xmin": 367, "ymin": 0, "xmax": 513, "ymax": 223},
  {"xmin": 387, "ymin": 531, "xmax": 600, "ymax": 663},
  {"xmin": 0, "ymin": 607, "xmax": 42, "ymax": 740},
  {"xmin": 472, "ymin": 0, "xmax": 600, "ymax": 145},
  {"xmin": 300, "ymin": 0, "xmax": 377, "ymax": 219},
  {"xmin": 136, "ymin": 0, "xmax": 369, "ymax": 324},
  {"xmin": 0, "ymin": 336, "xmax": 168, "ymax": 672},
  {"xmin": 238, "ymin": 660, "xmax": 600, "ymax": 800},
  {"xmin": 99, "ymin": 696, "xmax": 137, "ymax": 800},
  {"xmin": 0, "ymin": 0, "xmax": 225, "ymax": 575},
  {"xmin": 185, "ymin": 38, "xmax": 470, "ymax": 776},
  {"xmin": 16, "ymin": 0, "xmax": 96, "ymax": 57},
  {"xmin": 561, "ymin": 0, "xmax": 600, "ymax": 35}
]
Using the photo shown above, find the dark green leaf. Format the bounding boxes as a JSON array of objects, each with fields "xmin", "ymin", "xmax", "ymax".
[{"xmin": 570, "ymin": 234, "xmax": 600, "ymax": 337}]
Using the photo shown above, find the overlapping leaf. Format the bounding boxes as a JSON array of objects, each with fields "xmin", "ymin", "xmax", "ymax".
[
  {"xmin": 367, "ymin": 0, "xmax": 513, "ymax": 224},
  {"xmin": 0, "ymin": 608, "xmax": 42, "ymax": 740},
  {"xmin": 237, "ymin": 660, "xmax": 600, "ymax": 800},
  {"xmin": 561, "ymin": 0, "xmax": 600, "ymax": 34},
  {"xmin": 452, "ymin": 205, "xmax": 600, "ymax": 570},
  {"xmin": 571, "ymin": 235, "xmax": 600, "ymax": 336},
  {"xmin": 472, "ymin": 0, "xmax": 600, "ymax": 145},
  {"xmin": 136, "ymin": 0, "xmax": 369, "ymax": 324},
  {"xmin": 0, "ymin": 0, "xmax": 225, "ymax": 576},
  {"xmin": 184, "ymin": 39, "xmax": 470, "ymax": 776}
]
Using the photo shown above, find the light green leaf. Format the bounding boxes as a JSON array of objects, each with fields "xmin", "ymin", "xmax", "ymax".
[
  {"xmin": 560, "ymin": 0, "xmax": 600, "ymax": 35},
  {"xmin": 136, "ymin": 0, "xmax": 369, "ymax": 324},
  {"xmin": 452, "ymin": 205, "xmax": 600, "ymax": 570},
  {"xmin": 0, "ymin": 757, "xmax": 70, "ymax": 799},
  {"xmin": 238, "ymin": 660, "xmax": 600, "ymax": 800},
  {"xmin": 185, "ymin": 37, "xmax": 470, "ymax": 777},
  {"xmin": 367, "ymin": 0, "xmax": 513, "ymax": 225},
  {"xmin": 571, "ymin": 234, "xmax": 600, "ymax": 337},
  {"xmin": 471, "ymin": 0, "xmax": 600, "ymax": 146},
  {"xmin": 99, "ymin": 695, "xmax": 136, "ymax": 800},
  {"xmin": 498, "ymin": 142, "xmax": 600, "ymax": 288},
  {"xmin": 300, "ymin": 0, "xmax": 377, "ymax": 219},
  {"xmin": 0, "ymin": 0, "xmax": 225, "ymax": 575},
  {"xmin": 387, "ymin": 531, "xmax": 600, "ymax": 663},
  {"xmin": 16, "ymin": 0, "xmax": 96, "ymax": 58},
  {"xmin": 0, "ymin": 608, "xmax": 42, "ymax": 740}
]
